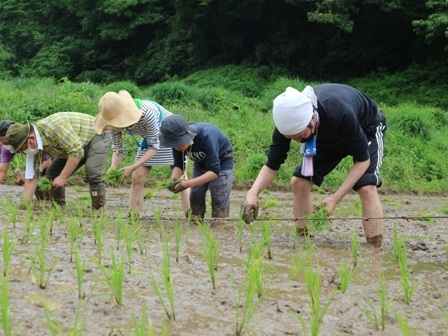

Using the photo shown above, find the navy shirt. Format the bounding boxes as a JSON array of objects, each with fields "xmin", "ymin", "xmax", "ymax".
[
  {"xmin": 266, "ymin": 83, "xmax": 385, "ymax": 171},
  {"xmin": 173, "ymin": 122, "xmax": 234, "ymax": 174}
]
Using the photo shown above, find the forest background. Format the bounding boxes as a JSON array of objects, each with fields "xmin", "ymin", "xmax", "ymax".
[{"xmin": 0, "ymin": 0, "xmax": 447, "ymax": 193}]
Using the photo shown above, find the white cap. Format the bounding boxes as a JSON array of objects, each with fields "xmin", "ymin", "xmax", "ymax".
[{"xmin": 272, "ymin": 87, "xmax": 313, "ymax": 135}]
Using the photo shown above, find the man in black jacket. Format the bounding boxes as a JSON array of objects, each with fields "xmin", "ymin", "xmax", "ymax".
[{"xmin": 241, "ymin": 84, "xmax": 386, "ymax": 247}]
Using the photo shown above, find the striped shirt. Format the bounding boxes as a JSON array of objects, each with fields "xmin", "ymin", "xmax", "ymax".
[
  {"xmin": 111, "ymin": 101, "xmax": 174, "ymax": 166},
  {"xmin": 34, "ymin": 112, "xmax": 96, "ymax": 158}
]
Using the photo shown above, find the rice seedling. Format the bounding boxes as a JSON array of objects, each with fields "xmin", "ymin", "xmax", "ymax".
[
  {"xmin": 67, "ymin": 218, "xmax": 80, "ymax": 262},
  {"xmin": 356, "ymin": 272, "xmax": 393, "ymax": 331},
  {"xmin": 21, "ymin": 202, "xmax": 36, "ymax": 244},
  {"xmin": 197, "ymin": 221, "xmax": 221, "ymax": 289},
  {"xmin": 134, "ymin": 225, "xmax": 146, "ymax": 255},
  {"xmin": 306, "ymin": 205, "xmax": 331, "ymax": 232},
  {"xmin": 293, "ymin": 226, "xmax": 299, "ymax": 250},
  {"xmin": 147, "ymin": 237, "xmax": 176, "ymax": 320},
  {"xmin": 233, "ymin": 267, "xmax": 264, "ymax": 336},
  {"xmin": 104, "ymin": 168, "xmax": 126, "ymax": 187},
  {"xmin": 302, "ymin": 232, "xmax": 315, "ymax": 252},
  {"xmin": 38, "ymin": 206, "xmax": 56, "ymax": 237},
  {"xmin": 155, "ymin": 179, "xmax": 176, "ymax": 191},
  {"xmin": 6, "ymin": 203, "xmax": 18, "ymax": 229},
  {"xmin": 2, "ymin": 230, "xmax": 15, "ymax": 277},
  {"xmin": 76, "ymin": 204, "xmax": 84, "ymax": 224},
  {"xmin": 290, "ymin": 251, "xmax": 311, "ymax": 280},
  {"xmin": 394, "ymin": 311, "xmax": 411, "ymax": 336},
  {"xmin": 235, "ymin": 218, "xmax": 245, "ymax": 253},
  {"xmin": 131, "ymin": 302, "xmax": 156, "ymax": 336},
  {"xmin": 92, "ymin": 212, "xmax": 106, "ymax": 263},
  {"xmin": 52, "ymin": 202, "xmax": 64, "ymax": 224},
  {"xmin": 115, "ymin": 211, "xmax": 124, "ymax": 251},
  {"xmin": 296, "ymin": 263, "xmax": 336, "ymax": 336},
  {"xmin": 351, "ymin": 232, "xmax": 359, "ymax": 267},
  {"xmin": 338, "ymin": 261, "xmax": 355, "ymax": 294},
  {"xmin": 245, "ymin": 234, "xmax": 264, "ymax": 272},
  {"xmin": 0, "ymin": 277, "xmax": 13, "ymax": 336},
  {"xmin": 73, "ymin": 248, "xmax": 85, "ymax": 299},
  {"xmin": 124, "ymin": 224, "xmax": 135, "ymax": 274},
  {"xmin": 96, "ymin": 251, "xmax": 125, "ymax": 305},
  {"xmin": 260, "ymin": 220, "xmax": 273, "ymax": 259},
  {"xmin": 37, "ymin": 177, "xmax": 52, "ymax": 191},
  {"xmin": 248, "ymin": 255, "xmax": 265, "ymax": 299},
  {"xmin": 30, "ymin": 236, "xmax": 58, "ymax": 289},
  {"xmin": 144, "ymin": 188, "xmax": 153, "ymax": 199},
  {"xmin": 44, "ymin": 304, "xmax": 88, "ymax": 336},
  {"xmin": 393, "ymin": 225, "xmax": 420, "ymax": 304},
  {"xmin": 264, "ymin": 197, "xmax": 279, "ymax": 208},
  {"xmin": 173, "ymin": 220, "xmax": 184, "ymax": 262}
]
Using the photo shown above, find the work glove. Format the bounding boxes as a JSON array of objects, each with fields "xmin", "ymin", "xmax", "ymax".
[
  {"xmin": 240, "ymin": 200, "xmax": 259, "ymax": 224},
  {"xmin": 172, "ymin": 178, "xmax": 188, "ymax": 193}
]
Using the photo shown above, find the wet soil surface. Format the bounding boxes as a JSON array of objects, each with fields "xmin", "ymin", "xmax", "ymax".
[{"xmin": 0, "ymin": 184, "xmax": 447, "ymax": 336}]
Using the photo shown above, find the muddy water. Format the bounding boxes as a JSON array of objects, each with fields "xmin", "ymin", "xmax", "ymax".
[{"xmin": 0, "ymin": 184, "xmax": 447, "ymax": 335}]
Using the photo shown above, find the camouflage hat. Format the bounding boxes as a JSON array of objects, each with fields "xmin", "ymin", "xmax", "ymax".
[
  {"xmin": 4, "ymin": 122, "xmax": 30, "ymax": 152},
  {"xmin": 0, "ymin": 120, "xmax": 15, "ymax": 137}
]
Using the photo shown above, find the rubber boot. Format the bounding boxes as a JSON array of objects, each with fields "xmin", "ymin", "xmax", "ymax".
[
  {"xmin": 35, "ymin": 188, "xmax": 51, "ymax": 201},
  {"xmin": 90, "ymin": 182, "xmax": 106, "ymax": 210},
  {"xmin": 51, "ymin": 187, "xmax": 66, "ymax": 206}
]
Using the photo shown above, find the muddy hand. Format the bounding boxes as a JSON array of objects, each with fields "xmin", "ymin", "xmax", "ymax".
[
  {"xmin": 240, "ymin": 200, "xmax": 259, "ymax": 224},
  {"xmin": 172, "ymin": 179, "xmax": 187, "ymax": 193}
]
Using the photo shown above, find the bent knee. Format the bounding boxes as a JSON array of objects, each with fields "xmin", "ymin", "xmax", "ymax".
[
  {"xmin": 291, "ymin": 176, "xmax": 312, "ymax": 192},
  {"xmin": 357, "ymin": 184, "xmax": 378, "ymax": 198}
]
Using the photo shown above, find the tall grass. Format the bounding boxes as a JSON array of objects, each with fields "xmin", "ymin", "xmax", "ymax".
[{"xmin": 2, "ymin": 72, "xmax": 448, "ymax": 191}]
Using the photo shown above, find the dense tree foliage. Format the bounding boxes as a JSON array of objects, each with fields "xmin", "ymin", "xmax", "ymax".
[{"xmin": 0, "ymin": 0, "xmax": 446, "ymax": 84}]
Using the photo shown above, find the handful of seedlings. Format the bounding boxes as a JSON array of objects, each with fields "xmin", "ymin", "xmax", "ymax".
[
  {"xmin": 104, "ymin": 169, "xmax": 126, "ymax": 187},
  {"xmin": 306, "ymin": 204, "xmax": 331, "ymax": 232},
  {"xmin": 37, "ymin": 177, "xmax": 52, "ymax": 191},
  {"xmin": 156, "ymin": 179, "xmax": 177, "ymax": 192}
]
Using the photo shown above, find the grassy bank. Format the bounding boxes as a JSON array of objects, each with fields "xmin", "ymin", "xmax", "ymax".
[{"xmin": 1, "ymin": 65, "xmax": 447, "ymax": 192}]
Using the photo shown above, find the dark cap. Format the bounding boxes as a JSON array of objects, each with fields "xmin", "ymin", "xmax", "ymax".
[
  {"xmin": 4, "ymin": 122, "xmax": 30, "ymax": 152},
  {"xmin": 159, "ymin": 114, "xmax": 196, "ymax": 148},
  {"xmin": 0, "ymin": 120, "xmax": 15, "ymax": 137}
]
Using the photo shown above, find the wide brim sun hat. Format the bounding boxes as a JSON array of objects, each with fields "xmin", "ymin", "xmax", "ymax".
[{"xmin": 94, "ymin": 90, "xmax": 141, "ymax": 134}]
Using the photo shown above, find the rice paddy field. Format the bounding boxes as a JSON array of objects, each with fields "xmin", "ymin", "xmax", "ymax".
[{"xmin": 0, "ymin": 184, "xmax": 447, "ymax": 336}]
